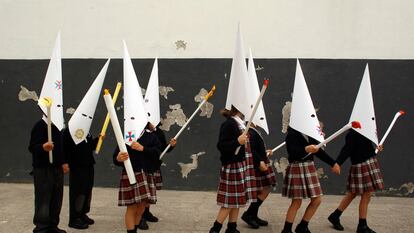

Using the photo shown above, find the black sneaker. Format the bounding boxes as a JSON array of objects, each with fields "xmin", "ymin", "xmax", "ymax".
[
  {"xmin": 255, "ymin": 216, "xmax": 268, "ymax": 226},
  {"xmin": 82, "ymin": 215, "xmax": 95, "ymax": 225},
  {"xmin": 224, "ymin": 229, "xmax": 240, "ymax": 233},
  {"xmin": 357, "ymin": 225, "xmax": 376, "ymax": 233},
  {"xmin": 68, "ymin": 218, "xmax": 88, "ymax": 230},
  {"xmin": 137, "ymin": 218, "xmax": 149, "ymax": 230},
  {"xmin": 281, "ymin": 230, "xmax": 293, "ymax": 233},
  {"xmin": 144, "ymin": 211, "xmax": 159, "ymax": 222},
  {"xmin": 241, "ymin": 212, "xmax": 260, "ymax": 229},
  {"xmin": 328, "ymin": 213, "xmax": 344, "ymax": 231},
  {"xmin": 48, "ymin": 228, "xmax": 67, "ymax": 233},
  {"xmin": 209, "ymin": 228, "xmax": 220, "ymax": 233}
]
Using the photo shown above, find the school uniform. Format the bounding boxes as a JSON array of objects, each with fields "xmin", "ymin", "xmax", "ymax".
[
  {"xmin": 248, "ymin": 127, "xmax": 276, "ymax": 189},
  {"xmin": 113, "ymin": 130, "xmax": 161, "ymax": 206},
  {"xmin": 216, "ymin": 116, "xmax": 257, "ymax": 208},
  {"xmin": 62, "ymin": 128, "xmax": 98, "ymax": 226},
  {"xmin": 282, "ymin": 127, "xmax": 336, "ymax": 199},
  {"xmin": 336, "ymin": 129, "xmax": 384, "ymax": 194},
  {"xmin": 28, "ymin": 119, "xmax": 65, "ymax": 233}
]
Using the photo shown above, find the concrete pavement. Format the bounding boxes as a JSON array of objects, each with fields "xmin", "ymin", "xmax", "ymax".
[{"xmin": 0, "ymin": 183, "xmax": 413, "ymax": 233}]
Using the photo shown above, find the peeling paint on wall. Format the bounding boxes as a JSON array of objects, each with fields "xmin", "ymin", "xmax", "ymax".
[
  {"xmin": 66, "ymin": 107, "xmax": 76, "ymax": 115},
  {"xmin": 400, "ymin": 182, "xmax": 414, "ymax": 195},
  {"xmin": 177, "ymin": 151, "xmax": 205, "ymax": 178},
  {"xmin": 273, "ymin": 157, "xmax": 289, "ymax": 178},
  {"xmin": 281, "ymin": 101, "xmax": 291, "ymax": 133},
  {"xmin": 141, "ymin": 87, "xmax": 146, "ymax": 96},
  {"xmin": 159, "ymin": 86, "xmax": 174, "ymax": 99},
  {"xmin": 159, "ymin": 104, "xmax": 188, "ymax": 131},
  {"xmin": 175, "ymin": 40, "xmax": 187, "ymax": 50},
  {"xmin": 194, "ymin": 88, "xmax": 214, "ymax": 118},
  {"xmin": 18, "ymin": 85, "xmax": 38, "ymax": 102},
  {"xmin": 316, "ymin": 167, "xmax": 328, "ymax": 179},
  {"xmin": 224, "ymin": 73, "xmax": 227, "ymax": 79},
  {"xmin": 255, "ymin": 65, "xmax": 264, "ymax": 71}
]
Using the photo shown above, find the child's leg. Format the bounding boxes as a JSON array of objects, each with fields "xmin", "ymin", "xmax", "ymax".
[
  {"xmin": 216, "ymin": 207, "xmax": 231, "ymax": 223},
  {"xmin": 338, "ymin": 192, "xmax": 357, "ymax": 212},
  {"xmin": 302, "ymin": 196, "xmax": 321, "ymax": 221},
  {"xmin": 285, "ymin": 199, "xmax": 302, "ymax": 223},
  {"xmin": 359, "ymin": 191, "xmax": 371, "ymax": 219},
  {"xmin": 125, "ymin": 204, "xmax": 137, "ymax": 230},
  {"xmin": 228, "ymin": 208, "xmax": 239, "ymax": 222},
  {"xmin": 257, "ymin": 186, "xmax": 271, "ymax": 200},
  {"xmin": 134, "ymin": 202, "xmax": 146, "ymax": 226}
]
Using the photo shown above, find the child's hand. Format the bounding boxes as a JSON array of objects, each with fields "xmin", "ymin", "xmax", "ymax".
[
  {"xmin": 331, "ymin": 163, "xmax": 340, "ymax": 175},
  {"xmin": 169, "ymin": 138, "xmax": 177, "ymax": 147},
  {"xmin": 42, "ymin": 142, "xmax": 54, "ymax": 152},
  {"xmin": 266, "ymin": 149, "xmax": 273, "ymax": 156},
  {"xmin": 117, "ymin": 152, "xmax": 129, "ymax": 162},
  {"xmin": 62, "ymin": 163, "xmax": 70, "ymax": 174},
  {"xmin": 376, "ymin": 144, "xmax": 384, "ymax": 152},
  {"xmin": 131, "ymin": 141, "xmax": 144, "ymax": 151},
  {"xmin": 238, "ymin": 134, "xmax": 247, "ymax": 145},
  {"xmin": 259, "ymin": 161, "xmax": 268, "ymax": 172},
  {"xmin": 305, "ymin": 145, "xmax": 319, "ymax": 154}
]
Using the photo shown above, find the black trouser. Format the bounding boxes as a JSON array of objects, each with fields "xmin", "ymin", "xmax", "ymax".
[
  {"xmin": 69, "ymin": 166, "xmax": 94, "ymax": 222},
  {"xmin": 33, "ymin": 166, "xmax": 64, "ymax": 233}
]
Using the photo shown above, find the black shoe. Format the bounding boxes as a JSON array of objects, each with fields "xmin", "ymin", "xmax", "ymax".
[
  {"xmin": 224, "ymin": 229, "xmax": 240, "ymax": 233},
  {"xmin": 255, "ymin": 216, "xmax": 268, "ymax": 226},
  {"xmin": 209, "ymin": 228, "xmax": 220, "ymax": 233},
  {"xmin": 68, "ymin": 218, "xmax": 89, "ymax": 229},
  {"xmin": 48, "ymin": 228, "xmax": 67, "ymax": 233},
  {"xmin": 281, "ymin": 230, "xmax": 293, "ymax": 233},
  {"xmin": 144, "ymin": 211, "xmax": 159, "ymax": 222},
  {"xmin": 295, "ymin": 225, "xmax": 311, "ymax": 233},
  {"xmin": 82, "ymin": 215, "xmax": 95, "ymax": 225},
  {"xmin": 357, "ymin": 225, "xmax": 376, "ymax": 233},
  {"xmin": 328, "ymin": 214, "xmax": 344, "ymax": 231},
  {"xmin": 241, "ymin": 212, "xmax": 260, "ymax": 229},
  {"xmin": 137, "ymin": 218, "xmax": 149, "ymax": 230}
]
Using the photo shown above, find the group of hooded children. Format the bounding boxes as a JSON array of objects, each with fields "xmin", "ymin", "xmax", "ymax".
[{"xmin": 28, "ymin": 33, "xmax": 387, "ymax": 233}]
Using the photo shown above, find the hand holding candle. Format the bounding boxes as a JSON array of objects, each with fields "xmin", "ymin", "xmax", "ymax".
[
  {"xmin": 103, "ymin": 89, "xmax": 136, "ymax": 185},
  {"xmin": 39, "ymin": 97, "xmax": 54, "ymax": 164}
]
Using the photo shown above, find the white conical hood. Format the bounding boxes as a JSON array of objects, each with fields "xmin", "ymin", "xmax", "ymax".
[
  {"xmin": 123, "ymin": 41, "xmax": 148, "ymax": 145},
  {"xmin": 38, "ymin": 32, "xmax": 64, "ymax": 130},
  {"xmin": 68, "ymin": 59, "xmax": 110, "ymax": 144},
  {"xmin": 289, "ymin": 60, "xmax": 324, "ymax": 142},
  {"xmin": 225, "ymin": 24, "xmax": 251, "ymax": 117},
  {"xmin": 246, "ymin": 49, "xmax": 269, "ymax": 134},
  {"xmin": 144, "ymin": 58, "xmax": 160, "ymax": 126},
  {"xmin": 349, "ymin": 64, "xmax": 378, "ymax": 145}
]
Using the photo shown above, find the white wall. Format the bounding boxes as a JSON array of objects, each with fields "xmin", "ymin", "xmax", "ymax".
[{"xmin": 0, "ymin": 0, "xmax": 413, "ymax": 59}]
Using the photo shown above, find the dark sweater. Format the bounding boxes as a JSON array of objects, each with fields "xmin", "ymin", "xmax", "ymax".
[
  {"xmin": 217, "ymin": 117, "xmax": 245, "ymax": 165},
  {"xmin": 154, "ymin": 126, "xmax": 174, "ymax": 169},
  {"xmin": 113, "ymin": 130, "xmax": 161, "ymax": 173},
  {"xmin": 285, "ymin": 127, "xmax": 336, "ymax": 167},
  {"xmin": 336, "ymin": 129, "xmax": 376, "ymax": 165},
  {"xmin": 28, "ymin": 119, "xmax": 64, "ymax": 168},
  {"xmin": 63, "ymin": 128, "xmax": 98, "ymax": 167},
  {"xmin": 248, "ymin": 127, "xmax": 268, "ymax": 170}
]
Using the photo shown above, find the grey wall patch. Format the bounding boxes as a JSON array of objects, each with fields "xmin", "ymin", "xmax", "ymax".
[
  {"xmin": 273, "ymin": 157, "xmax": 289, "ymax": 178},
  {"xmin": 66, "ymin": 107, "xmax": 76, "ymax": 115},
  {"xmin": 18, "ymin": 85, "xmax": 38, "ymax": 102},
  {"xmin": 316, "ymin": 167, "xmax": 328, "ymax": 179},
  {"xmin": 141, "ymin": 87, "xmax": 146, "ymax": 96},
  {"xmin": 175, "ymin": 40, "xmax": 187, "ymax": 50},
  {"xmin": 159, "ymin": 86, "xmax": 174, "ymax": 99},
  {"xmin": 255, "ymin": 65, "xmax": 264, "ymax": 71},
  {"xmin": 194, "ymin": 88, "xmax": 214, "ymax": 118},
  {"xmin": 281, "ymin": 101, "xmax": 291, "ymax": 133},
  {"xmin": 177, "ymin": 151, "xmax": 205, "ymax": 178},
  {"xmin": 159, "ymin": 104, "xmax": 188, "ymax": 131}
]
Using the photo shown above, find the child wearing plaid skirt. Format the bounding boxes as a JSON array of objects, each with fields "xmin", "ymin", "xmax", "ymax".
[
  {"xmin": 281, "ymin": 127, "xmax": 340, "ymax": 233},
  {"xmin": 241, "ymin": 125, "xmax": 276, "ymax": 229},
  {"xmin": 113, "ymin": 127, "xmax": 161, "ymax": 233},
  {"xmin": 209, "ymin": 107, "xmax": 257, "ymax": 233},
  {"xmin": 328, "ymin": 129, "xmax": 384, "ymax": 233}
]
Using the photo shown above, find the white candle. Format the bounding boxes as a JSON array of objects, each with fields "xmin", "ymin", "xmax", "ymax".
[
  {"xmin": 103, "ymin": 90, "xmax": 136, "ymax": 185},
  {"xmin": 376, "ymin": 110, "xmax": 405, "ymax": 153},
  {"xmin": 160, "ymin": 85, "xmax": 216, "ymax": 159}
]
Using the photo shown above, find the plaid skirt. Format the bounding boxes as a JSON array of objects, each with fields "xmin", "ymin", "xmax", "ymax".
[
  {"xmin": 153, "ymin": 170, "xmax": 163, "ymax": 190},
  {"xmin": 347, "ymin": 157, "xmax": 384, "ymax": 194},
  {"xmin": 255, "ymin": 158, "xmax": 277, "ymax": 190},
  {"xmin": 216, "ymin": 137, "xmax": 257, "ymax": 208},
  {"xmin": 118, "ymin": 170, "xmax": 157, "ymax": 206},
  {"xmin": 282, "ymin": 161, "xmax": 322, "ymax": 199}
]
